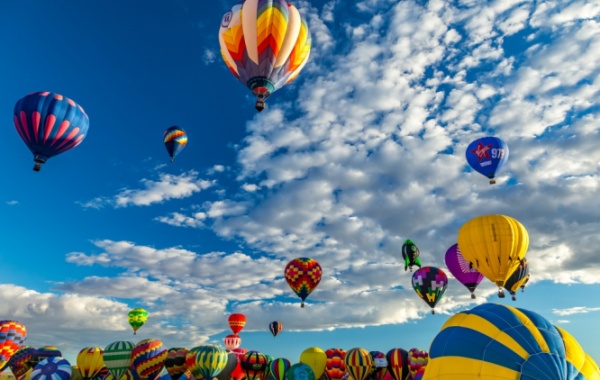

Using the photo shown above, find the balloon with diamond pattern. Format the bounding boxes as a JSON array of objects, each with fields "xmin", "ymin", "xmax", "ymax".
[{"xmin": 284, "ymin": 258, "xmax": 322, "ymax": 307}]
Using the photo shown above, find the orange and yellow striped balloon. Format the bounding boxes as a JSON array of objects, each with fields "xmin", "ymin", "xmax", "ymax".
[{"xmin": 77, "ymin": 347, "xmax": 105, "ymax": 380}]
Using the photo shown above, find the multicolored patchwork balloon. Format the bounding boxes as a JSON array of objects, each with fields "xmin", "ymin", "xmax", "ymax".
[
  {"xmin": 186, "ymin": 345, "xmax": 228, "ymax": 380},
  {"xmin": 8, "ymin": 346, "xmax": 36, "ymax": 380},
  {"xmin": 13, "ymin": 92, "xmax": 90, "ymax": 171},
  {"xmin": 163, "ymin": 126, "xmax": 188, "ymax": 163},
  {"xmin": 128, "ymin": 308, "xmax": 148, "ymax": 335},
  {"xmin": 0, "ymin": 320, "xmax": 27, "ymax": 370},
  {"xmin": 131, "ymin": 339, "xmax": 167, "ymax": 380},
  {"xmin": 218, "ymin": 0, "xmax": 312, "ymax": 112},
  {"xmin": 31, "ymin": 357, "xmax": 72, "ymax": 380},
  {"xmin": 165, "ymin": 347, "xmax": 189, "ymax": 380},
  {"xmin": 465, "ymin": 136, "xmax": 509, "ymax": 185},
  {"xmin": 344, "ymin": 348, "xmax": 372, "ymax": 380},
  {"xmin": 411, "ymin": 267, "xmax": 448, "ymax": 314},
  {"xmin": 77, "ymin": 347, "xmax": 105, "ymax": 380},
  {"xmin": 325, "ymin": 348, "xmax": 346, "ymax": 380},
  {"xmin": 444, "ymin": 244, "xmax": 484, "ymax": 299},
  {"xmin": 284, "ymin": 257, "xmax": 322, "ymax": 307},
  {"xmin": 103, "ymin": 341, "xmax": 134, "ymax": 380}
]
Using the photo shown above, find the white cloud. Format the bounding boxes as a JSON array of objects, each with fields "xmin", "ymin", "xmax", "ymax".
[{"xmin": 552, "ymin": 306, "xmax": 600, "ymax": 316}]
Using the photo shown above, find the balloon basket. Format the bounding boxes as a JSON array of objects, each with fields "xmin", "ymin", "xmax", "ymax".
[
  {"xmin": 512, "ymin": 295, "xmax": 517, "ymax": 301},
  {"xmin": 33, "ymin": 164, "xmax": 41, "ymax": 172},
  {"xmin": 471, "ymin": 293, "xmax": 476, "ymax": 299},
  {"xmin": 301, "ymin": 302, "xmax": 305, "ymax": 308},
  {"xmin": 498, "ymin": 289, "xmax": 505, "ymax": 298},
  {"xmin": 431, "ymin": 310, "xmax": 435, "ymax": 315},
  {"xmin": 489, "ymin": 178, "xmax": 496, "ymax": 185},
  {"xmin": 255, "ymin": 99, "xmax": 266, "ymax": 112}
]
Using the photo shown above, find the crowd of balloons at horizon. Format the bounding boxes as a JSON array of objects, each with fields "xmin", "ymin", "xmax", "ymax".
[{"xmin": 6, "ymin": 0, "xmax": 600, "ymax": 379}]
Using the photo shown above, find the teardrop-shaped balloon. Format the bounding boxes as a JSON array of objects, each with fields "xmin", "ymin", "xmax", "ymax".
[
  {"xmin": 131, "ymin": 339, "xmax": 167, "ymax": 380},
  {"xmin": 345, "ymin": 348, "xmax": 372, "ymax": 380},
  {"xmin": 163, "ymin": 126, "xmax": 188, "ymax": 163},
  {"xmin": 127, "ymin": 308, "xmax": 148, "ymax": 335},
  {"xmin": 0, "ymin": 321, "xmax": 27, "ymax": 371},
  {"xmin": 411, "ymin": 267, "xmax": 448, "ymax": 314},
  {"xmin": 77, "ymin": 347, "xmax": 105, "ymax": 380},
  {"xmin": 13, "ymin": 92, "xmax": 90, "ymax": 171},
  {"xmin": 465, "ymin": 136, "xmax": 509, "ymax": 184},
  {"xmin": 284, "ymin": 258, "xmax": 322, "ymax": 307},
  {"xmin": 228, "ymin": 314, "xmax": 246, "ymax": 335},
  {"xmin": 269, "ymin": 358, "xmax": 291, "ymax": 380},
  {"xmin": 444, "ymin": 244, "xmax": 484, "ymax": 299},
  {"xmin": 165, "ymin": 347, "xmax": 189, "ymax": 380},
  {"xmin": 240, "ymin": 351, "xmax": 267, "ymax": 380},
  {"xmin": 385, "ymin": 349, "xmax": 409, "ymax": 380},
  {"xmin": 103, "ymin": 341, "xmax": 134, "ymax": 380}
]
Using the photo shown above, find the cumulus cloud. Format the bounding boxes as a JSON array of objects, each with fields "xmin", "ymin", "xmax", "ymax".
[{"xmin": 552, "ymin": 306, "xmax": 600, "ymax": 316}]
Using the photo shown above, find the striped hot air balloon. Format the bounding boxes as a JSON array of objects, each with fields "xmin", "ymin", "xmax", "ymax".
[
  {"xmin": 406, "ymin": 349, "xmax": 428, "ymax": 380},
  {"xmin": 0, "ymin": 320, "xmax": 27, "ymax": 371},
  {"xmin": 269, "ymin": 358, "xmax": 291, "ymax": 380},
  {"xmin": 223, "ymin": 334, "xmax": 241, "ymax": 351},
  {"xmin": 218, "ymin": 0, "xmax": 312, "ymax": 112},
  {"xmin": 13, "ymin": 92, "xmax": 89, "ymax": 171},
  {"xmin": 345, "ymin": 348, "xmax": 372, "ymax": 380},
  {"xmin": 186, "ymin": 345, "xmax": 228, "ymax": 380},
  {"xmin": 268, "ymin": 322, "xmax": 283, "ymax": 338},
  {"xmin": 77, "ymin": 347, "xmax": 105, "ymax": 380},
  {"xmin": 240, "ymin": 351, "xmax": 267, "ymax": 380},
  {"xmin": 165, "ymin": 347, "xmax": 189, "ymax": 380},
  {"xmin": 284, "ymin": 258, "xmax": 322, "ymax": 307},
  {"xmin": 385, "ymin": 349, "xmax": 409, "ymax": 380},
  {"xmin": 31, "ymin": 357, "xmax": 72, "ymax": 380},
  {"xmin": 423, "ymin": 303, "xmax": 600, "ymax": 379},
  {"xmin": 131, "ymin": 339, "xmax": 167, "ymax": 380},
  {"xmin": 103, "ymin": 341, "xmax": 134, "ymax": 380}
]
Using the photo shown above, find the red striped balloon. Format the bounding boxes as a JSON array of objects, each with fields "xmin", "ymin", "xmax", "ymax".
[{"xmin": 385, "ymin": 349, "xmax": 409, "ymax": 380}]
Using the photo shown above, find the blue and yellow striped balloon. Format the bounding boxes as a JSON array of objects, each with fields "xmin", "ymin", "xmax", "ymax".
[
  {"xmin": 185, "ymin": 345, "xmax": 228, "ymax": 380},
  {"xmin": 423, "ymin": 303, "xmax": 600, "ymax": 379}
]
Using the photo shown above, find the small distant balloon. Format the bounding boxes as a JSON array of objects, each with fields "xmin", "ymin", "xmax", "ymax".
[
  {"xmin": 163, "ymin": 126, "xmax": 188, "ymax": 162},
  {"xmin": 128, "ymin": 308, "xmax": 148, "ymax": 335},
  {"xmin": 269, "ymin": 321, "xmax": 283, "ymax": 337},
  {"xmin": 412, "ymin": 267, "xmax": 448, "ymax": 314},
  {"xmin": 228, "ymin": 314, "xmax": 247, "ymax": 335},
  {"xmin": 401, "ymin": 240, "xmax": 422, "ymax": 272},
  {"xmin": 284, "ymin": 258, "xmax": 322, "ymax": 307},
  {"xmin": 465, "ymin": 136, "xmax": 509, "ymax": 185}
]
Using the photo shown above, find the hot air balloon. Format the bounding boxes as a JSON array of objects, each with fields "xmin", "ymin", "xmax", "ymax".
[
  {"xmin": 186, "ymin": 345, "xmax": 228, "ymax": 380},
  {"xmin": 128, "ymin": 308, "xmax": 148, "ymax": 335},
  {"xmin": 218, "ymin": 0, "xmax": 311, "ymax": 112},
  {"xmin": 228, "ymin": 314, "xmax": 246, "ymax": 335},
  {"xmin": 406, "ymin": 349, "xmax": 427, "ymax": 380},
  {"xmin": 0, "ymin": 320, "xmax": 27, "ymax": 371},
  {"xmin": 8, "ymin": 346, "xmax": 36, "ymax": 380},
  {"xmin": 411, "ymin": 267, "xmax": 448, "ymax": 314},
  {"xmin": 31, "ymin": 357, "xmax": 71, "ymax": 380},
  {"xmin": 230, "ymin": 348, "xmax": 247, "ymax": 380},
  {"xmin": 30, "ymin": 347, "xmax": 61, "ymax": 367},
  {"xmin": 345, "ymin": 348, "xmax": 372, "ymax": 380},
  {"xmin": 13, "ymin": 92, "xmax": 90, "ymax": 171},
  {"xmin": 284, "ymin": 257, "xmax": 322, "ymax": 307},
  {"xmin": 300, "ymin": 347, "xmax": 327, "ymax": 380},
  {"xmin": 423, "ymin": 303, "xmax": 600, "ymax": 380},
  {"xmin": 131, "ymin": 339, "xmax": 167, "ymax": 380},
  {"xmin": 77, "ymin": 347, "xmax": 105, "ymax": 380},
  {"xmin": 164, "ymin": 347, "xmax": 189, "ymax": 380},
  {"xmin": 325, "ymin": 348, "xmax": 346, "ymax": 380},
  {"xmin": 444, "ymin": 243, "xmax": 484, "ymax": 299},
  {"xmin": 412, "ymin": 368, "xmax": 425, "ymax": 380},
  {"xmin": 457, "ymin": 214, "xmax": 529, "ymax": 297},
  {"xmin": 368, "ymin": 351, "xmax": 387, "ymax": 380},
  {"xmin": 223, "ymin": 334, "xmax": 241, "ymax": 351},
  {"xmin": 269, "ymin": 321, "xmax": 283, "ymax": 338},
  {"xmin": 240, "ymin": 351, "xmax": 267, "ymax": 380},
  {"xmin": 269, "ymin": 358, "xmax": 291, "ymax": 380},
  {"xmin": 465, "ymin": 136, "xmax": 509, "ymax": 184},
  {"xmin": 215, "ymin": 352, "xmax": 239, "ymax": 380},
  {"xmin": 285, "ymin": 363, "xmax": 315, "ymax": 380},
  {"xmin": 103, "ymin": 341, "xmax": 134, "ymax": 380},
  {"xmin": 401, "ymin": 240, "xmax": 422, "ymax": 272},
  {"xmin": 385, "ymin": 349, "xmax": 409, "ymax": 380},
  {"xmin": 504, "ymin": 258, "xmax": 530, "ymax": 300},
  {"xmin": 164, "ymin": 126, "xmax": 188, "ymax": 162}
]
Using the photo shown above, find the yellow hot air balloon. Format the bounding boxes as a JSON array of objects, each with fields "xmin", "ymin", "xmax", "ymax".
[
  {"xmin": 77, "ymin": 347, "xmax": 106, "ymax": 380},
  {"xmin": 300, "ymin": 347, "xmax": 327, "ymax": 380},
  {"xmin": 457, "ymin": 214, "xmax": 529, "ymax": 297}
]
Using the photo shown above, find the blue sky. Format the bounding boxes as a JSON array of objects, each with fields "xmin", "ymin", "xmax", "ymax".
[{"xmin": 1, "ymin": 0, "xmax": 599, "ymax": 368}]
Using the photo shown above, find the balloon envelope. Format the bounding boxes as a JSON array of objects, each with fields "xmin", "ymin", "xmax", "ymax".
[
  {"xmin": 465, "ymin": 136, "xmax": 508, "ymax": 184},
  {"xmin": 8, "ymin": 346, "xmax": 36, "ymax": 380},
  {"xmin": 164, "ymin": 126, "xmax": 188, "ymax": 162},
  {"xmin": 269, "ymin": 321, "xmax": 283, "ymax": 337},
  {"xmin": 411, "ymin": 267, "xmax": 448, "ymax": 314},
  {"xmin": 300, "ymin": 347, "xmax": 327, "ymax": 380},
  {"xmin": 103, "ymin": 341, "xmax": 134, "ymax": 380},
  {"xmin": 215, "ymin": 352, "xmax": 239, "ymax": 380},
  {"xmin": 401, "ymin": 240, "xmax": 421, "ymax": 272},
  {"xmin": 228, "ymin": 314, "xmax": 246, "ymax": 335},
  {"xmin": 31, "ymin": 357, "xmax": 72, "ymax": 380},
  {"xmin": 285, "ymin": 363, "xmax": 315, "ymax": 380},
  {"xmin": 269, "ymin": 358, "xmax": 291, "ymax": 380},
  {"xmin": 0, "ymin": 321, "xmax": 27, "ymax": 371},
  {"xmin": 385, "ymin": 349, "xmax": 409, "ymax": 380},
  {"xmin": 345, "ymin": 348, "xmax": 372, "ymax": 380},
  {"xmin": 131, "ymin": 339, "xmax": 167, "ymax": 380},
  {"xmin": 77, "ymin": 347, "xmax": 105, "ymax": 380},
  {"xmin": 423, "ymin": 303, "xmax": 600, "ymax": 379},
  {"xmin": 444, "ymin": 244, "xmax": 484, "ymax": 299},
  {"xmin": 218, "ymin": 0, "xmax": 312, "ymax": 111},
  {"xmin": 185, "ymin": 345, "xmax": 228, "ymax": 380},
  {"xmin": 240, "ymin": 351, "xmax": 267, "ymax": 380},
  {"xmin": 325, "ymin": 348, "xmax": 346, "ymax": 380},
  {"xmin": 284, "ymin": 257, "xmax": 323, "ymax": 307},
  {"xmin": 13, "ymin": 92, "xmax": 90, "ymax": 171},
  {"xmin": 165, "ymin": 347, "xmax": 189, "ymax": 380},
  {"xmin": 128, "ymin": 309, "xmax": 148, "ymax": 335},
  {"xmin": 457, "ymin": 214, "xmax": 529, "ymax": 292}
]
